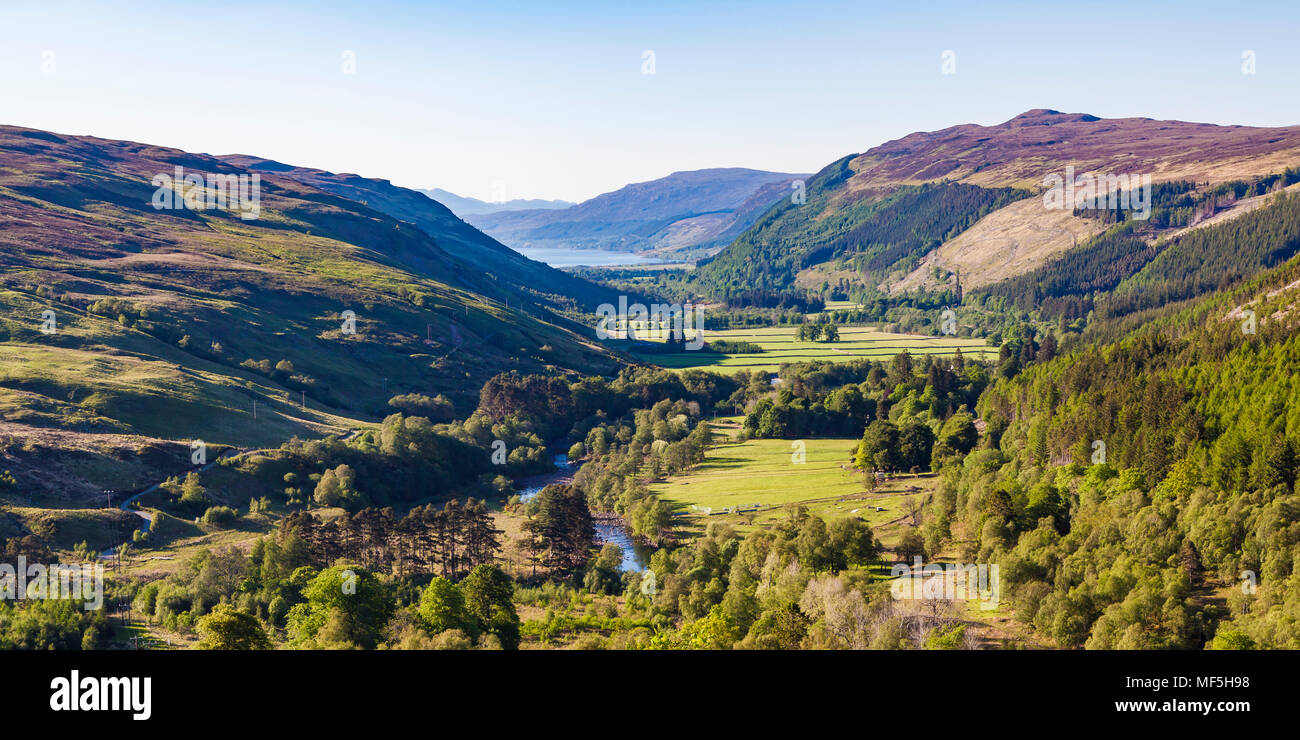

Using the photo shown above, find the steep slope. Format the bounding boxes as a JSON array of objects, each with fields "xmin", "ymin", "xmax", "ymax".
[
  {"xmin": 694, "ymin": 110, "xmax": 1300, "ymax": 301},
  {"xmin": 953, "ymin": 251, "xmax": 1300, "ymax": 648},
  {"xmin": 466, "ymin": 168, "xmax": 807, "ymax": 259},
  {"xmin": 220, "ymin": 156, "xmax": 615, "ymax": 310},
  {"xmin": 695, "ymin": 159, "xmax": 1029, "ymax": 301},
  {"xmin": 0, "ymin": 126, "xmax": 619, "ymax": 502},
  {"xmin": 419, "ymin": 188, "xmax": 573, "ymax": 217},
  {"xmin": 972, "ymin": 180, "xmax": 1300, "ymax": 326}
]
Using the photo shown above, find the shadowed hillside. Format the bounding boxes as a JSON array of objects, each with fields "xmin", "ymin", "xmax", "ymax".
[{"xmin": 0, "ymin": 125, "xmax": 621, "ymax": 503}]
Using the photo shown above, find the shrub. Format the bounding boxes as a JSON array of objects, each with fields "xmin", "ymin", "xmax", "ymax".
[{"xmin": 201, "ymin": 506, "xmax": 239, "ymax": 526}]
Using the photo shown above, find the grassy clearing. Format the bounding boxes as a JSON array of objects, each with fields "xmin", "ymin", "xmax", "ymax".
[
  {"xmin": 631, "ymin": 324, "xmax": 995, "ymax": 374},
  {"xmin": 651, "ymin": 435, "xmax": 935, "ymax": 539},
  {"xmin": 113, "ymin": 511, "xmax": 274, "ymax": 580}
]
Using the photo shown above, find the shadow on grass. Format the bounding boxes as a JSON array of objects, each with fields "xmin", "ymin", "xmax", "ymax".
[
  {"xmin": 691, "ymin": 456, "xmax": 749, "ymax": 471},
  {"xmin": 629, "ymin": 351, "xmax": 729, "ymax": 369}
]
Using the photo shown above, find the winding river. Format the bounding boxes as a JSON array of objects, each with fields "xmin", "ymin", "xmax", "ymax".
[
  {"xmin": 517, "ymin": 453, "xmax": 648, "ymax": 572},
  {"xmin": 102, "ymin": 443, "xmax": 647, "ymax": 573}
]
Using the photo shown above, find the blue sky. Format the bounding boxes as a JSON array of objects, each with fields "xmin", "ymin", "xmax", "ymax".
[{"xmin": 1, "ymin": 0, "xmax": 1297, "ymax": 202}]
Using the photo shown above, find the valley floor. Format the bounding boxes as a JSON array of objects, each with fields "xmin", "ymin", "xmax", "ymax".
[{"xmin": 632, "ymin": 324, "xmax": 994, "ymax": 374}]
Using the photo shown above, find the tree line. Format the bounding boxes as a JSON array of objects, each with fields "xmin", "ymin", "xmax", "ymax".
[{"xmin": 281, "ymin": 499, "xmax": 501, "ymax": 578}]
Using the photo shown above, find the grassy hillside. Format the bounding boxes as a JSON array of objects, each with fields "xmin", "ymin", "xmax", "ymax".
[
  {"xmin": 693, "ymin": 172, "xmax": 1027, "ymax": 299},
  {"xmin": 220, "ymin": 155, "xmax": 616, "ymax": 311},
  {"xmin": 0, "ymin": 125, "xmax": 620, "ymax": 502},
  {"xmin": 969, "ymin": 183, "xmax": 1300, "ymax": 326}
]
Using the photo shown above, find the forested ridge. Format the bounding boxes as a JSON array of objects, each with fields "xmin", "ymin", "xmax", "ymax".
[
  {"xmin": 692, "ymin": 170, "xmax": 1028, "ymax": 302},
  {"xmin": 974, "ymin": 181, "xmax": 1300, "ymax": 325},
  {"xmin": 931, "ymin": 254, "xmax": 1300, "ymax": 648}
]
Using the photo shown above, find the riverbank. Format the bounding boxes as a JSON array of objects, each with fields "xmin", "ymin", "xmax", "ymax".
[{"xmin": 512, "ymin": 453, "xmax": 646, "ymax": 572}]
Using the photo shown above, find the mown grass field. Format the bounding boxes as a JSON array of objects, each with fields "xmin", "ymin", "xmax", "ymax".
[
  {"xmin": 651, "ymin": 431, "xmax": 936, "ymax": 542},
  {"xmin": 630, "ymin": 323, "xmax": 995, "ymax": 374}
]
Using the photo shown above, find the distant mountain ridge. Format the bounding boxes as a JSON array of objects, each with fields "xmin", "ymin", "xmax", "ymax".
[
  {"xmin": 465, "ymin": 167, "xmax": 808, "ymax": 260},
  {"xmin": 419, "ymin": 188, "xmax": 574, "ymax": 217}
]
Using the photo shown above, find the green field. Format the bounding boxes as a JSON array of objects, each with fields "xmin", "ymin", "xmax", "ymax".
[
  {"xmin": 819, "ymin": 300, "xmax": 864, "ymax": 312},
  {"xmin": 651, "ymin": 432, "xmax": 934, "ymax": 540},
  {"xmin": 632, "ymin": 323, "xmax": 995, "ymax": 373}
]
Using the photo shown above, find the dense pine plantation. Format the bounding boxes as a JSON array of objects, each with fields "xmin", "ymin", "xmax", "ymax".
[
  {"xmin": 973, "ymin": 183, "xmax": 1300, "ymax": 323},
  {"xmin": 933, "ymin": 255, "xmax": 1300, "ymax": 648}
]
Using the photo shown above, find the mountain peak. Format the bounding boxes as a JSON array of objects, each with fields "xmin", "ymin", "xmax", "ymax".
[{"xmin": 1005, "ymin": 109, "xmax": 1101, "ymax": 126}]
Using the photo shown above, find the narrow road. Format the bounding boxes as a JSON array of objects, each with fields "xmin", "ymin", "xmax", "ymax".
[
  {"xmin": 99, "ymin": 446, "xmax": 246, "ymax": 558},
  {"xmin": 99, "ymin": 427, "xmax": 363, "ymax": 559}
]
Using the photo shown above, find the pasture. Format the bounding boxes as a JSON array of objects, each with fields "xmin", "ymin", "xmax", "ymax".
[
  {"xmin": 650, "ymin": 435, "xmax": 936, "ymax": 541},
  {"xmin": 628, "ymin": 323, "xmax": 994, "ymax": 374}
]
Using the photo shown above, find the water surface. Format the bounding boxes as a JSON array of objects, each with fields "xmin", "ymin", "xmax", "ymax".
[
  {"xmin": 511, "ymin": 246, "xmax": 665, "ymax": 268},
  {"xmin": 517, "ymin": 453, "xmax": 646, "ymax": 572}
]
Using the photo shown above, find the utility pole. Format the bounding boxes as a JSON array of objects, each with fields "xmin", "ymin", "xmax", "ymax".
[{"xmin": 253, "ymin": 400, "xmax": 257, "ymax": 419}]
